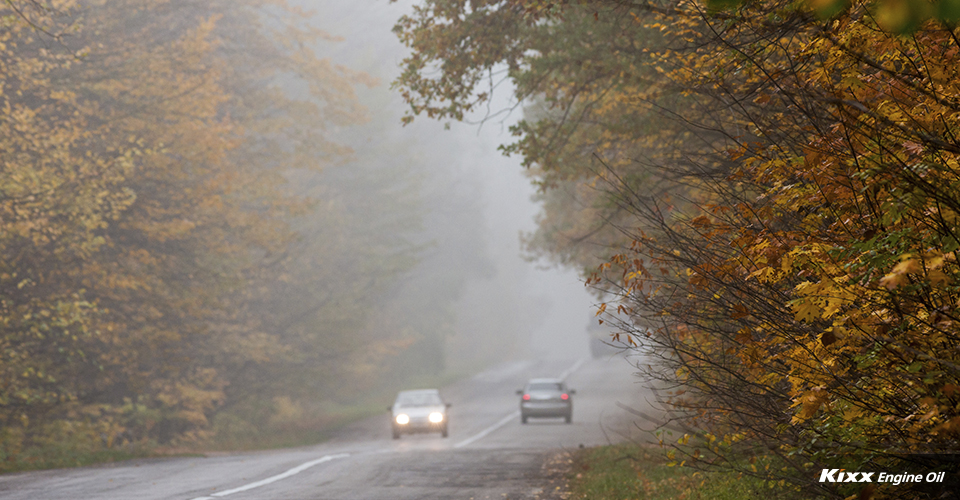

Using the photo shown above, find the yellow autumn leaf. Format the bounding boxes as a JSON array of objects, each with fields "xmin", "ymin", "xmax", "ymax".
[
  {"xmin": 791, "ymin": 299, "xmax": 820, "ymax": 322},
  {"xmin": 879, "ymin": 272, "xmax": 909, "ymax": 290},
  {"xmin": 892, "ymin": 258, "xmax": 920, "ymax": 274}
]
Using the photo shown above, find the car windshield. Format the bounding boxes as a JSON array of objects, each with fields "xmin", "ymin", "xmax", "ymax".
[
  {"xmin": 396, "ymin": 392, "xmax": 442, "ymax": 406},
  {"xmin": 527, "ymin": 382, "xmax": 563, "ymax": 392}
]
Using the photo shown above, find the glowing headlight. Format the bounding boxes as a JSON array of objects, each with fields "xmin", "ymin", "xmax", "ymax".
[
  {"xmin": 396, "ymin": 414, "xmax": 410, "ymax": 425},
  {"xmin": 428, "ymin": 412, "xmax": 444, "ymax": 423}
]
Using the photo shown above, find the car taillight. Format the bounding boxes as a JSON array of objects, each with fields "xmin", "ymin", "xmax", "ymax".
[
  {"xmin": 522, "ymin": 394, "xmax": 530, "ymax": 400},
  {"xmin": 561, "ymin": 393, "xmax": 569, "ymax": 400}
]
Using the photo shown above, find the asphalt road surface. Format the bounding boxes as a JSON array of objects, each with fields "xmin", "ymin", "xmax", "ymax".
[{"xmin": 0, "ymin": 356, "xmax": 660, "ymax": 500}]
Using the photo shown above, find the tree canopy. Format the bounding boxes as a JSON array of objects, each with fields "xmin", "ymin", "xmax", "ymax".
[
  {"xmin": 0, "ymin": 0, "xmax": 430, "ymax": 465},
  {"xmin": 394, "ymin": 0, "xmax": 960, "ymax": 497}
]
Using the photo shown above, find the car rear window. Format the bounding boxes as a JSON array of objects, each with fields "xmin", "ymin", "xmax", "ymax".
[
  {"xmin": 396, "ymin": 392, "xmax": 442, "ymax": 406},
  {"xmin": 527, "ymin": 382, "xmax": 563, "ymax": 391}
]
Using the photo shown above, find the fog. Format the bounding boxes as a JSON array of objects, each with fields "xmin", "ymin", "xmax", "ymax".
[
  {"xmin": 0, "ymin": 0, "xmax": 606, "ymax": 456},
  {"xmin": 300, "ymin": 0, "xmax": 595, "ymax": 369}
]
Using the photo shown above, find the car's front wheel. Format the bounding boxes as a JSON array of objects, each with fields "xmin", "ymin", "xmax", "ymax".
[
  {"xmin": 392, "ymin": 427, "xmax": 400, "ymax": 439},
  {"xmin": 441, "ymin": 425, "xmax": 448, "ymax": 438}
]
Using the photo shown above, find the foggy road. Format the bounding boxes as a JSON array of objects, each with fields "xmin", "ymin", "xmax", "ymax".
[{"xmin": 0, "ymin": 356, "xmax": 658, "ymax": 500}]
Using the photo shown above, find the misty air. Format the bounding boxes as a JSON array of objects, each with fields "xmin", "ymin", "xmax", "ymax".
[{"xmin": 1, "ymin": 1, "xmax": 958, "ymax": 499}]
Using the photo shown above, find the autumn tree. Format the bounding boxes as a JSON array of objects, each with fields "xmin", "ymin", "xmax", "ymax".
[
  {"xmin": 394, "ymin": 0, "xmax": 960, "ymax": 497},
  {"xmin": 0, "ymin": 0, "xmax": 421, "ymax": 465}
]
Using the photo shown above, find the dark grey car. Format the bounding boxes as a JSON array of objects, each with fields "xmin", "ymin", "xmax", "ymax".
[{"xmin": 516, "ymin": 378, "xmax": 575, "ymax": 424}]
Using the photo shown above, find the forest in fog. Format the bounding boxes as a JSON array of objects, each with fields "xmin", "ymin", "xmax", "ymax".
[
  {"xmin": 392, "ymin": 0, "xmax": 960, "ymax": 498},
  {"xmin": 0, "ymin": 0, "xmax": 554, "ymax": 469},
  {"xmin": 9, "ymin": 0, "xmax": 960, "ymax": 497}
]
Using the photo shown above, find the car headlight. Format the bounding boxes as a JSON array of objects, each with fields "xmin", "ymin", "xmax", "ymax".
[
  {"xmin": 396, "ymin": 414, "xmax": 410, "ymax": 425},
  {"xmin": 428, "ymin": 412, "xmax": 444, "ymax": 423}
]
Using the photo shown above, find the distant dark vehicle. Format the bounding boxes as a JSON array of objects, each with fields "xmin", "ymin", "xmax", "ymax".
[
  {"xmin": 589, "ymin": 336, "xmax": 622, "ymax": 358},
  {"xmin": 588, "ymin": 312, "xmax": 643, "ymax": 358},
  {"xmin": 389, "ymin": 389, "xmax": 451, "ymax": 439},
  {"xmin": 516, "ymin": 378, "xmax": 575, "ymax": 424},
  {"xmin": 588, "ymin": 319, "xmax": 623, "ymax": 358}
]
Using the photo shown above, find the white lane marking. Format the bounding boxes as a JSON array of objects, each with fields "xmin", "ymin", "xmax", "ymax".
[
  {"xmin": 453, "ymin": 358, "xmax": 587, "ymax": 449},
  {"xmin": 453, "ymin": 410, "xmax": 519, "ymax": 449},
  {"xmin": 558, "ymin": 358, "xmax": 586, "ymax": 381},
  {"xmin": 189, "ymin": 453, "xmax": 349, "ymax": 500}
]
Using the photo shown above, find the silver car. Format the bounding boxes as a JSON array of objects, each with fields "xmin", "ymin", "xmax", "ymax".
[
  {"xmin": 517, "ymin": 378, "xmax": 575, "ymax": 424},
  {"xmin": 389, "ymin": 389, "xmax": 450, "ymax": 439}
]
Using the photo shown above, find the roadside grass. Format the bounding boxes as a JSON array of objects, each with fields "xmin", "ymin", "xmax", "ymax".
[
  {"xmin": 565, "ymin": 444, "xmax": 798, "ymax": 500},
  {"xmin": 0, "ymin": 441, "xmax": 162, "ymax": 474},
  {"xmin": 0, "ymin": 367, "xmax": 475, "ymax": 474}
]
